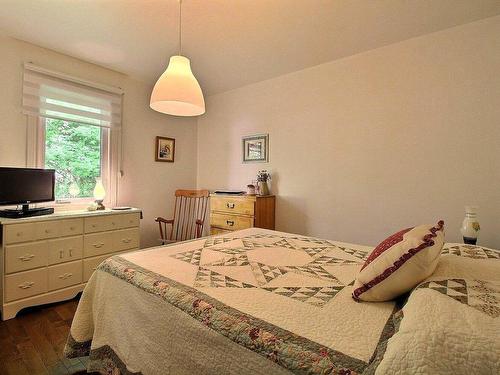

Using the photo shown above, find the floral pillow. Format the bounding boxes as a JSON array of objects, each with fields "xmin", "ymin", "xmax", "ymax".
[{"xmin": 352, "ymin": 220, "xmax": 445, "ymax": 302}]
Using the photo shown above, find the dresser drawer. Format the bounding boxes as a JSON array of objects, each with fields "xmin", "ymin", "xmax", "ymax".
[
  {"xmin": 210, "ymin": 227, "xmax": 231, "ymax": 236},
  {"xmin": 84, "ymin": 215, "xmax": 120, "ymax": 233},
  {"xmin": 48, "ymin": 260, "xmax": 82, "ymax": 291},
  {"xmin": 35, "ymin": 221, "xmax": 60, "ymax": 240},
  {"xmin": 119, "ymin": 213, "xmax": 141, "ymax": 229},
  {"xmin": 83, "ymin": 254, "xmax": 111, "ymax": 282},
  {"xmin": 210, "ymin": 213, "xmax": 253, "ymax": 231},
  {"xmin": 48, "ymin": 236, "xmax": 83, "ymax": 265},
  {"xmin": 113, "ymin": 228, "xmax": 140, "ymax": 252},
  {"xmin": 5, "ymin": 241, "xmax": 48, "ymax": 274},
  {"xmin": 5, "ymin": 268, "xmax": 48, "ymax": 302},
  {"xmin": 211, "ymin": 196, "xmax": 255, "ymax": 216},
  {"xmin": 84, "ymin": 232, "xmax": 114, "ymax": 257},
  {"xmin": 59, "ymin": 218, "xmax": 84, "ymax": 237},
  {"xmin": 4, "ymin": 223, "xmax": 36, "ymax": 244}
]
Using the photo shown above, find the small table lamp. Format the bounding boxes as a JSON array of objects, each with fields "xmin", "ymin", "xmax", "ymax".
[{"xmin": 93, "ymin": 178, "xmax": 106, "ymax": 210}]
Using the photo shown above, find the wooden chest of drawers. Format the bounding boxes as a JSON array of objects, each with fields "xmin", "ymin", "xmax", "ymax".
[
  {"xmin": 209, "ymin": 194, "xmax": 275, "ymax": 235},
  {"xmin": 0, "ymin": 208, "xmax": 141, "ymax": 320}
]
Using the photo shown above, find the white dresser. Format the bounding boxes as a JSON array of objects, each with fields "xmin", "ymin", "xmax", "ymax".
[{"xmin": 0, "ymin": 208, "xmax": 141, "ymax": 320}]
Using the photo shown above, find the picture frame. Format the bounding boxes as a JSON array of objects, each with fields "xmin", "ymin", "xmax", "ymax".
[
  {"xmin": 155, "ymin": 136, "xmax": 175, "ymax": 162},
  {"xmin": 242, "ymin": 134, "xmax": 269, "ymax": 163}
]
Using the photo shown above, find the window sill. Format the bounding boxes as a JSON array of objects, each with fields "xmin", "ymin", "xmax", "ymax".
[{"xmin": 42, "ymin": 199, "xmax": 95, "ymax": 213}]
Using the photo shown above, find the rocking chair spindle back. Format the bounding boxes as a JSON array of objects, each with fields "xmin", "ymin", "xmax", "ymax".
[{"xmin": 155, "ymin": 189, "xmax": 209, "ymax": 244}]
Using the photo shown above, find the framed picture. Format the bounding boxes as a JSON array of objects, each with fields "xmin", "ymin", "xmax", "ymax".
[
  {"xmin": 155, "ymin": 136, "xmax": 175, "ymax": 162},
  {"xmin": 242, "ymin": 134, "xmax": 269, "ymax": 163}
]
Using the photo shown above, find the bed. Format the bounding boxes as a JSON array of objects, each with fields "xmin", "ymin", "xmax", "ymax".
[{"xmin": 64, "ymin": 228, "xmax": 499, "ymax": 374}]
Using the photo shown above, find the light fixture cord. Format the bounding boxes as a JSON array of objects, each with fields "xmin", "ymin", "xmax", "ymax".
[{"xmin": 178, "ymin": 0, "xmax": 182, "ymax": 56}]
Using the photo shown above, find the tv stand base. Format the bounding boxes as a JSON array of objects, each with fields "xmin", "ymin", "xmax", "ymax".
[{"xmin": 0, "ymin": 207, "xmax": 54, "ymax": 218}]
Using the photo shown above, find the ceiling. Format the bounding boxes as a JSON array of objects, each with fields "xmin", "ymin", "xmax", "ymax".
[{"xmin": 1, "ymin": 0, "xmax": 500, "ymax": 96}]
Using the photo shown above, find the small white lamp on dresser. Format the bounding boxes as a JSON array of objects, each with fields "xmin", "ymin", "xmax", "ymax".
[{"xmin": 0, "ymin": 208, "xmax": 141, "ymax": 320}]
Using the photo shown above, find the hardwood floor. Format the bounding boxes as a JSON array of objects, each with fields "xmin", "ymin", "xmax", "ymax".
[{"xmin": 0, "ymin": 295, "xmax": 89, "ymax": 375}]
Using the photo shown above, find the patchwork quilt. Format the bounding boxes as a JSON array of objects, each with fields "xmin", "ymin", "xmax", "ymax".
[
  {"xmin": 64, "ymin": 228, "xmax": 396, "ymax": 374},
  {"xmin": 64, "ymin": 228, "xmax": 499, "ymax": 374}
]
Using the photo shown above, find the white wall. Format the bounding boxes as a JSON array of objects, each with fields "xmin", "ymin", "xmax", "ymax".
[
  {"xmin": 0, "ymin": 35, "xmax": 198, "ymax": 248},
  {"xmin": 197, "ymin": 16, "xmax": 500, "ymax": 249},
  {"xmin": 2, "ymin": 15, "xmax": 499, "ymax": 249}
]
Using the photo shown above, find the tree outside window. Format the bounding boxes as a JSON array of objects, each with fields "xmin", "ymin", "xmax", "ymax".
[{"xmin": 44, "ymin": 118, "xmax": 102, "ymax": 199}]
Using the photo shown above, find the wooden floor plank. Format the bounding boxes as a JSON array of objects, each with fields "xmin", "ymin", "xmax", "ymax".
[
  {"xmin": 17, "ymin": 340, "xmax": 48, "ymax": 375},
  {"xmin": 5, "ymin": 316, "xmax": 30, "ymax": 343},
  {"xmin": 0, "ymin": 336, "xmax": 21, "ymax": 360},
  {"xmin": 54, "ymin": 304, "xmax": 74, "ymax": 322},
  {"xmin": 2, "ymin": 357, "xmax": 31, "ymax": 375},
  {"xmin": 0, "ymin": 296, "xmax": 86, "ymax": 375}
]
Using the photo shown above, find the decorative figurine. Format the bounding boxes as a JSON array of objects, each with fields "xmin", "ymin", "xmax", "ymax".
[{"xmin": 460, "ymin": 205, "xmax": 480, "ymax": 245}]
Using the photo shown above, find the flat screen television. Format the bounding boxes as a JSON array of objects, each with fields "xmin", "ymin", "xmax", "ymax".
[{"xmin": 0, "ymin": 167, "xmax": 55, "ymax": 218}]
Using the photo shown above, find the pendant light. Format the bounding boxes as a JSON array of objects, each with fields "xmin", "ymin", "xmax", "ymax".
[{"xmin": 150, "ymin": 0, "xmax": 205, "ymax": 116}]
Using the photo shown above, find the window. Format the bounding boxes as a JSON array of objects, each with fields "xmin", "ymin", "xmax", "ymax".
[
  {"xmin": 43, "ymin": 118, "xmax": 108, "ymax": 200},
  {"xmin": 23, "ymin": 64, "xmax": 122, "ymax": 207}
]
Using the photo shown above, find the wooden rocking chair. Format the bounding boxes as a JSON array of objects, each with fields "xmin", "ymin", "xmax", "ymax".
[{"xmin": 155, "ymin": 189, "xmax": 210, "ymax": 244}]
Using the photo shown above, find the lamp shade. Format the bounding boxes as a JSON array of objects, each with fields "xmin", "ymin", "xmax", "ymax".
[
  {"xmin": 150, "ymin": 55, "xmax": 205, "ymax": 116},
  {"xmin": 93, "ymin": 178, "xmax": 106, "ymax": 201}
]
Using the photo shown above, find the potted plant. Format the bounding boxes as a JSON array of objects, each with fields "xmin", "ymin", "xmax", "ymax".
[{"xmin": 257, "ymin": 170, "xmax": 271, "ymax": 196}]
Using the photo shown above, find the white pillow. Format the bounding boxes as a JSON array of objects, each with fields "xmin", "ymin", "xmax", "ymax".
[{"xmin": 352, "ymin": 220, "xmax": 444, "ymax": 302}]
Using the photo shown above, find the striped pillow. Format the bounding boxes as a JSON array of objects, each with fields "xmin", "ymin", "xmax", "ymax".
[{"xmin": 352, "ymin": 221, "xmax": 445, "ymax": 302}]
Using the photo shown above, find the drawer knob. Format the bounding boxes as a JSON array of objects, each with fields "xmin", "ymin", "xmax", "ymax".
[
  {"xmin": 58, "ymin": 273, "xmax": 73, "ymax": 280},
  {"xmin": 93, "ymin": 243, "xmax": 104, "ymax": 248},
  {"xmin": 122, "ymin": 238, "xmax": 131, "ymax": 243},
  {"xmin": 226, "ymin": 203, "xmax": 235, "ymax": 209},
  {"xmin": 112, "ymin": 222, "xmax": 116, "ymax": 226},
  {"xmin": 45, "ymin": 229, "xmax": 50, "ymax": 234},
  {"xmin": 59, "ymin": 250, "xmax": 64, "ymax": 259},
  {"xmin": 19, "ymin": 254, "xmax": 35, "ymax": 262},
  {"xmin": 226, "ymin": 220, "xmax": 235, "ymax": 226},
  {"xmin": 70, "ymin": 226, "xmax": 75, "ymax": 230},
  {"xmin": 19, "ymin": 281, "xmax": 34, "ymax": 289},
  {"xmin": 69, "ymin": 248, "xmax": 73, "ymax": 257},
  {"xmin": 16, "ymin": 232, "xmax": 22, "ymax": 237},
  {"xmin": 92, "ymin": 224, "xmax": 96, "ymax": 228}
]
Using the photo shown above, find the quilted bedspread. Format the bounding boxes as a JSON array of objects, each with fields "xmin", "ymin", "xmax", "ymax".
[
  {"xmin": 375, "ymin": 244, "xmax": 500, "ymax": 374},
  {"xmin": 64, "ymin": 228, "xmax": 397, "ymax": 374}
]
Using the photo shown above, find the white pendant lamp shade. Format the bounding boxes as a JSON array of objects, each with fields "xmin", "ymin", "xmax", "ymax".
[
  {"xmin": 151, "ymin": 0, "xmax": 205, "ymax": 117},
  {"xmin": 150, "ymin": 55, "xmax": 205, "ymax": 117}
]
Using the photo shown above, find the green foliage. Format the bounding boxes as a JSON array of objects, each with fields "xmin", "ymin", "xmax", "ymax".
[{"xmin": 44, "ymin": 119, "xmax": 101, "ymax": 199}]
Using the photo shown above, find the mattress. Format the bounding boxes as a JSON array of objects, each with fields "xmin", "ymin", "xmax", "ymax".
[{"xmin": 65, "ymin": 228, "xmax": 401, "ymax": 374}]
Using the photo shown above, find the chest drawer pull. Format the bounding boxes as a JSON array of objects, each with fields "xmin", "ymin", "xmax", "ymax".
[
  {"xmin": 93, "ymin": 243, "xmax": 105, "ymax": 248},
  {"xmin": 69, "ymin": 248, "xmax": 73, "ymax": 257},
  {"xmin": 226, "ymin": 203, "xmax": 235, "ymax": 209},
  {"xmin": 59, "ymin": 250, "xmax": 64, "ymax": 259},
  {"xmin": 122, "ymin": 238, "xmax": 132, "ymax": 243},
  {"xmin": 16, "ymin": 232, "xmax": 23, "ymax": 237},
  {"xmin": 19, "ymin": 281, "xmax": 35, "ymax": 289},
  {"xmin": 18, "ymin": 254, "xmax": 35, "ymax": 262},
  {"xmin": 58, "ymin": 273, "xmax": 73, "ymax": 280},
  {"xmin": 226, "ymin": 220, "xmax": 235, "ymax": 226}
]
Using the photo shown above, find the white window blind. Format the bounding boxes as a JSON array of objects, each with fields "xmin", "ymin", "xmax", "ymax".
[{"xmin": 22, "ymin": 63, "xmax": 122, "ymax": 128}]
